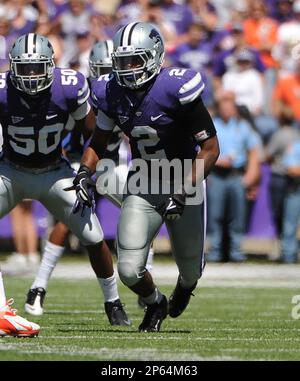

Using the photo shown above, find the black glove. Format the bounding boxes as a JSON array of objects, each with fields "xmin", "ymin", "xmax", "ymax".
[
  {"xmin": 156, "ymin": 191, "xmax": 186, "ymax": 221},
  {"xmin": 64, "ymin": 165, "xmax": 96, "ymax": 216}
]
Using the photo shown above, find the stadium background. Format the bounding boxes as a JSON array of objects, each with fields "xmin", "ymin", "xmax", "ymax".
[
  {"xmin": 1, "ymin": 0, "xmax": 297, "ymax": 260},
  {"xmin": 1, "ymin": 0, "xmax": 300, "ymax": 362}
]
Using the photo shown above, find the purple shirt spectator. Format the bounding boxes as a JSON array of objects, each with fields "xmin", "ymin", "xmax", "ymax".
[
  {"xmin": 266, "ymin": 0, "xmax": 294, "ymax": 22},
  {"xmin": 170, "ymin": 41, "xmax": 213, "ymax": 72},
  {"xmin": 45, "ymin": 0, "xmax": 69, "ymax": 21},
  {"xmin": 213, "ymin": 47, "xmax": 266, "ymax": 77},
  {"xmin": 169, "ymin": 41, "xmax": 214, "ymax": 106},
  {"xmin": 161, "ymin": 1, "xmax": 194, "ymax": 35}
]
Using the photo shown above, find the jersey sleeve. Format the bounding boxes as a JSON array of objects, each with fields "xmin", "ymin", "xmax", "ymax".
[
  {"xmin": 61, "ymin": 69, "xmax": 91, "ymax": 120},
  {"xmin": 90, "ymin": 74, "xmax": 113, "ymax": 114},
  {"xmin": 165, "ymin": 68, "xmax": 215, "ymax": 141},
  {"xmin": 175, "ymin": 69, "xmax": 205, "ymax": 106}
]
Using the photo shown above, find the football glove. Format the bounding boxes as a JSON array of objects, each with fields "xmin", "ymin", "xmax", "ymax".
[
  {"xmin": 156, "ymin": 191, "xmax": 186, "ymax": 221},
  {"xmin": 64, "ymin": 165, "xmax": 96, "ymax": 216}
]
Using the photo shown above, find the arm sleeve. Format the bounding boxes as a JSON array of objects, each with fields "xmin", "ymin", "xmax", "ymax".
[
  {"xmin": 184, "ymin": 97, "xmax": 217, "ymax": 142},
  {"xmin": 96, "ymin": 110, "xmax": 115, "ymax": 131},
  {"xmin": 64, "ymin": 71, "xmax": 91, "ymax": 119}
]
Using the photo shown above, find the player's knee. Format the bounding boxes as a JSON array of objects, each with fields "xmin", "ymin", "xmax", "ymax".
[{"xmin": 117, "ymin": 260, "xmax": 141, "ymax": 287}]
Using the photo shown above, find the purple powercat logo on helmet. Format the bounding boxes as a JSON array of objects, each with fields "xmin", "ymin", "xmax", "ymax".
[{"xmin": 149, "ymin": 29, "xmax": 161, "ymax": 44}]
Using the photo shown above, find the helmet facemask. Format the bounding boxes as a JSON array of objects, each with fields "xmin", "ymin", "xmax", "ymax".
[
  {"xmin": 10, "ymin": 53, "xmax": 54, "ymax": 95},
  {"xmin": 112, "ymin": 45, "xmax": 164, "ymax": 89},
  {"xmin": 89, "ymin": 61, "xmax": 112, "ymax": 78}
]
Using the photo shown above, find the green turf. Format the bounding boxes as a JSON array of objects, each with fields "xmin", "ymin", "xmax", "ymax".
[{"xmin": 1, "ymin": 278, "xmax": 300, "ymax": 361}]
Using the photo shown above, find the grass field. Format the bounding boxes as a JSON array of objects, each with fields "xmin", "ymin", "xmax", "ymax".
[{"xmin": 1, "ymin": 260, "xmax": 300, "ymax": 361}]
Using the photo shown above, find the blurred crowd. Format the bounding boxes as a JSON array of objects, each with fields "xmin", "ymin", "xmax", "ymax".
[{"xmin": 1, "ymin": 0, "xmax": 300, "ymax": 264}]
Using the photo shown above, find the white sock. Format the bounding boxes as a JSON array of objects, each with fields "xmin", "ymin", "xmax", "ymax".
[
  {"xmin": 145, "ymin": 247, "xmax": 154, "ymax": 272},
  {"xmin": 98, "ymin": 274, "xmax": 119, "ymax": 302},
  {"xmin": 142, "ymin": 287, "xmax": 163, "ymax": 305},
  {"xmin": 31, "ymin": 241, "xmax": 64, "ymax": 290},
  {"xmin": 0, "ymin": 271, "xmax": 7, "ymax": 307}
]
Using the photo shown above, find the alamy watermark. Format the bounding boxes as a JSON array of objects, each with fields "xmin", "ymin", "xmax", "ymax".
[{"xmin": 95, "ymin": 158, "xmax": 205, "ymax": 206}]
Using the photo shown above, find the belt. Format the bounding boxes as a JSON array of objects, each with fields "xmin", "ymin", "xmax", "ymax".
[
  {"xmin": 212, "ymin": 166, "xmax": 245, "ymax": 177},
  {"xmin": 4, "ymin": 158, "xmax": 63, "ymax": 174}
]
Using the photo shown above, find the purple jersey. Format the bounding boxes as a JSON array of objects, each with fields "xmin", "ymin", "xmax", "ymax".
[
  {"xmin": 0, "ymin": 67, "xmax": 90, "ymax": 167},
  {"xmin": 92, "ymin": 68, "xmax": 210, "ymax": 162}
]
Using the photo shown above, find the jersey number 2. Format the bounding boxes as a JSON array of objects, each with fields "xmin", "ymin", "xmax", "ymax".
[{"xmin": 131, "ymin": 126, "xmax": 166, "ymax": 160}]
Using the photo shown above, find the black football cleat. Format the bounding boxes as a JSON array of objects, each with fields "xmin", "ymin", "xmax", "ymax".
[
  {"xmin": 24, "ymin": 287, "xmax": 46, "ymax": 316},
  {"xmin": 169, "ymin": 277, "xmax": 197, "ymax": 318},
  {"xmin": 104, "ymin": 299, "xmax": 131, "ymax": 326},
  {"xmin": 138, "ymin": 295, "xmax": 168, "ymax": 332}
]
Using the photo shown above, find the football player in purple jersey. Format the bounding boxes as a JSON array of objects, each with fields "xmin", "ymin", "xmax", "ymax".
[
  {"xmin": 25, "ymin": 39, "xmax": 154, "ymax": 315},
  {"xmin": 70, "ymin": 22, "xmax": 220, "ymax": 332},
  {"xmin": 24, "ymin": 39, "xmax": 129, "ymax": 317},
  {"xmin": 0, "ymin": 34, "xmax": 130, "ymax": 337}
]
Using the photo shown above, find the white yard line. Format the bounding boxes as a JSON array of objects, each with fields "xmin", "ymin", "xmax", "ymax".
[{"xmin": 16, "ymin": 262, "xmax": 300, "ymax": 288}]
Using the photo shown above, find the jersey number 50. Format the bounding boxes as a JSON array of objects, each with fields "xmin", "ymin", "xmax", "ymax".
[
  {"xmin": 8, "ymin": 124, "xmax": 64, "ymax": 156},
  {"xmin": 61, "ymin": 69, "xmax": 78, "ymax": 86}
]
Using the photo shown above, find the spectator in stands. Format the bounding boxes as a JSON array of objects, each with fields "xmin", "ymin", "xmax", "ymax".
[
  {"xmin": 213, "ymin": 23, "xmax": 266, "ymax": 90},
  {"xmin": 170, "ymin": 22, "xmax": 214, "ymax": 106},
  {"xmin": 73, "ymin": 30, "xmax": 94, "ymax": 77},
  {"xmin": 55, "ymin": 0, "xmax": 95, "ymax": 68},
  {"xmin": 39, "ymin": 0, "xmax": 69, "ymax": 22},
  {"xmin": 160, "ymin": 0, "xmax": 194, "ymax": 47},
  {"xmin": 222, "ymin": 50, "xmax": 264, "ymax": 116},
  {"xmin": 266, "ymin": 114, "xmax": 300, "ymax": 242},
  {"xmin": 117, "ymin": 0, "xmax": 147, "ymax": 26},
  {"xmin": 142, "ymin": 0, "xmax": 176, "ymax": 53},
  {"xmin": 207, "ymin": 90, "xmax": 261, "ymax": 262},
  {"xmin": 7, "ymin": 0, "xmax": 38, "ymax": 36},
  {"xmin": 281, "ymin": 140, "xmax": 300, "ymax": 263},
  {"xmin": 222, "ymin": 49, "xmax": 279, "ymax": 141},
  {"xmin": 266, "ymin": 116, "xmax": 300, "ymax": 263},
  {"xmin": 273, "ymin": 0, "xmax": 300, "ymax": 77},
  {"xmin": 243, "ymin": 0, "xmax": 278, "ymax": 69},
  {"xmin": 269, "ymin": 0, "xmax": 294, "ymax": 23},
  {"xmin": 243, "ymin": 0, "xmax": 279, "ymax": 113},
  {"xmin": 273, "ymin": 61, "xmax": 300, "ymax": 125},
  {"xmin": 0, "ymin": 6, "xmax": 18, "ymax": 72},
  {"xmin": 210, "ymin": 0, "xmax": 248, "ymax": 27},
  {"xmin": 35, "ymin": 17, "xmax": 64, "ymax": 64},
  {"xmin": 187, "ymin": 0, "xmax": 218, "ymax": 33}
]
